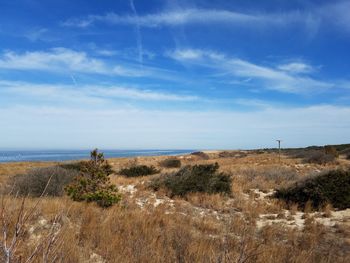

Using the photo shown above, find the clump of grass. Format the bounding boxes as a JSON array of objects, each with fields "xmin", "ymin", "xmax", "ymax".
[
  {"xmin": 274, "ymin": 169, "xmax": 350, "ymax": 210},
  {"xmin": 241, "ymin": 166, "xmax": 298, "ymax": 183},
  {"xmin": 119, "ymin": 165, "xmax": 159, "ymax": 177},
  {"xmin": 159, "ymin": 158, "xmax": 181, "ymax": 168},
  {"xmin": 9, "ymin": 166, "xmax": 78, "ymax": 197},
  {"xmin": 150, "ymin": 163, "xmax": 232, "ymax": 197}
]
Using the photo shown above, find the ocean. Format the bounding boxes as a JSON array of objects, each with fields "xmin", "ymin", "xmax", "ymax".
[{"xmin": 0, "ymin": 149, "xmax": 194, "ymax": 163}]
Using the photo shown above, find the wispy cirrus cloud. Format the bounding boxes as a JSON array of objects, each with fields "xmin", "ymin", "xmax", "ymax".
[
  {"xmin": 0, "ymin": 48, "xmax": 170, "ymax": 78},
  {"xmin": 62, "ymin": 1, "xmax": 350, "ymax": 35},
  {"xmin": 0, "ymin": 80, "xmax": 199, "ymax": 103},
  {"xmin": 167, "ymin": 48, "xmax": 333, "ymax": 94},
  {"xmin": 277, "ymin": 62, "xmax": 315, "ymax": 74},
  {"xmin": 62, "ymin": 9, "xmax": 267, "ymax": 28},
  {"xmin": 0, "ymin": 48, "xmax": 107, "ymax": 73},
  {"xmin": 24, "ymin": 28, "xmax": 48, "ymax": 42}
]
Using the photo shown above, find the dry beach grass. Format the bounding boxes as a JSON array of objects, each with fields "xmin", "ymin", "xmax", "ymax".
[{"xmin": 0, "ymin": 150, "xmax": 349, "ymax": 262}]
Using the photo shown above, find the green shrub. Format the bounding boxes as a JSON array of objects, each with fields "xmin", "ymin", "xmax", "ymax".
[
  {"xmin": 119, "ymin": 165, "xmax": 159, "ymax": 177},
  {"xmin": 274, "ymin": 170, "xmax": 350, "ymax": 210},
  {"xmin": 159, "ymin": 158, "xmax": 181, "ymax": 168},
  {"xmin": 150, "ymin": 163, "xmax": 232, "ymax": 197},
  {"xmin": 65, "ymin": 149, "xmax": 121, "ymax": 207},
  {"xmin": 9, "ymin": 166, "xmax": 78, "ymax": 197}
]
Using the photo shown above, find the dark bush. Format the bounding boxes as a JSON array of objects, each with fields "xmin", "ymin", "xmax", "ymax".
[
  {"xmin": 255, "ymin": 150, "xmax": 266, "ymax": 154},
  {"xmin": 303, "ymin": 150, "xmax": 337, "ymax": 164},
  {"xmin": 218, "ymin": 151, "xmax": 247, "ymax": 158},
  {"xmin": 65, "ymin": 149, "xmax": 121, "ymax": 207},
  {"xmin": 341, "ymin": 147, "xmax": 350, "ymax": 153},
  {"xmin": 10, "ymin": 166, "xmax": 78, "ymax": 197},
  {"xmin": 150, "ymin": 163, "xmax": 232, "ymax": 197},
  {"xmin": 159, "ymin": 158, "xmax": 181, "ymax": 168},
  {"xmin": 274, "ymin": 170, "xmax": 350, "ymax": 210},
  {"xmin": 340, "ymin": 147, "xmax": 350, "ymax": 158},
  {"xmin": 332, "ymin": 143, "xmax": 350, "ymax": 152},
  {"xmin": 324, "ymin": 145, "xmax": 339, "ymax": 157},
  {"xmin": 119, "ymin": 165, "xmax": 159, "ymax": 177},
  {"xmin": 190, "ymin": 151, "xmax": 210, "ymax": 160}
]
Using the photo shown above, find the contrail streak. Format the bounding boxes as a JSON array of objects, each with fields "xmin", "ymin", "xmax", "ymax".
[
  {"xmin": 70, "ymin": 74, "xmax": 77, "ymax": 85},
  {"xmin": 129, "ymin": 0, "xmax": 143, "ymax": 65}
]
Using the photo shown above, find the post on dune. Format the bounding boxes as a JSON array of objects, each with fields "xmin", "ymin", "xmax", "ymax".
[{"xmin": 276, "ymin": 139, "xmax": 282, "ymax": 163}]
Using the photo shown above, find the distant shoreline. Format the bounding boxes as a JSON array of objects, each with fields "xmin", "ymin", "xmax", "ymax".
[{"xmin": 0, "ymin": 149, "xmax": 195, "ymax": 163}]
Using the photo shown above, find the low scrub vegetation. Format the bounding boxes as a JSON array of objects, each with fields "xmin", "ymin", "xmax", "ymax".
[
  {"xmin": 219, "ymin": 151, "xmax": 247, "ymax": 158},
  {"xmin": 65, "ymin": 149, "xmax": 121, "ymax": 207},
  {"xmin": 241, "ymin": 166, "xmax": 298, "ymax": 183},
  {"xmin": 341, "ymin": 147, "xmax": 350, "ymax": 154},
  {"xmin": 286, "ymin": 145, "xmax": 339, "ymax": 164},
  {"xmin": 1, "ymin": 147, "xmax": 350, "ymax": 262},
  {"xmin": 274, "ymin": 169, "xmax": 350, "ymax": 210},
  {"xmin": 151, "ymin": 163, "xmax": 232, "ymax": 197},
  {"xmin": 303, "ymin": 151, "xmax": 337, "ymax": 164},
  {"xmin": 190, "ymin": 151, "xmax": 210, "ymax": 159},
  {"xmin": 324, "ymin": 145, "xmax": 339, "ymax": 157},
  {"xmin": 159, "ymin": 158, "xmax": 181, "ymax": 168},
  {"xmin": 59, "ymin": 161, "xmax": 86, "ymax": 172},
  {"xmin": 341, "ymin": 147, "xmax": 350, "ymax": 160},
  {"xmin": 119, "ymin": 165, "xmax": 159, "ymax": 177},
  {"xmin": 9, "ymin": 166, "xmax": 78, "ymax": 197}
]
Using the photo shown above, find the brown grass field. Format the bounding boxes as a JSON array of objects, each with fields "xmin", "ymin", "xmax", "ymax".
[{"xmin": 0, "ymin": 151, "xmax": 349, "ymax": 262}]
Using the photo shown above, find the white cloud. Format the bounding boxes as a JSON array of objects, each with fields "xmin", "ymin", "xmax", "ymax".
[
  {"xmin": 61, "ymin": 7, "xmax": 327, "ymax": 34},
  {"xmin": 1, "ymin": 104, "xmax": 349, "ymax": 149},
  {"xmin": 62, "ymin": 2, "xmax": 350, "ymax": 35},
  {"xmin": 278, "ymin": 62, "xmax": 314, "ymax": 74},
  {"xmin": 62, "ymin": 9, "xmax": 267, "ymax": 28},
  {"xmin": 168, "ymin": 49, "xmax": 223, "ymax": 60},
  {"xmin": 168, "ymin": 48, "xmax": 333, "ymax": 94},
  {"xmin": 0, "ymin": 80, "xmax": 199, "ymax": 103},
  {"xmin": 91, "ymin": 86, "xmax": 198, "ymax": 101},
  {"xmin": 0, "ymin": 48, "xmax": 166, "ymax": 78}
]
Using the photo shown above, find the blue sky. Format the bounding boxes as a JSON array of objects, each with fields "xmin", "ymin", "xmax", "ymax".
[{"xmin": 0, "ymin": 0, "xmax": 349, "ymax": 150}]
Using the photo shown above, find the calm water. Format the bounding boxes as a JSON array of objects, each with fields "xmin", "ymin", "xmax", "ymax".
[{"xmin": 0, "ymin": 149, "xmax": 194, "ymax": 163}]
